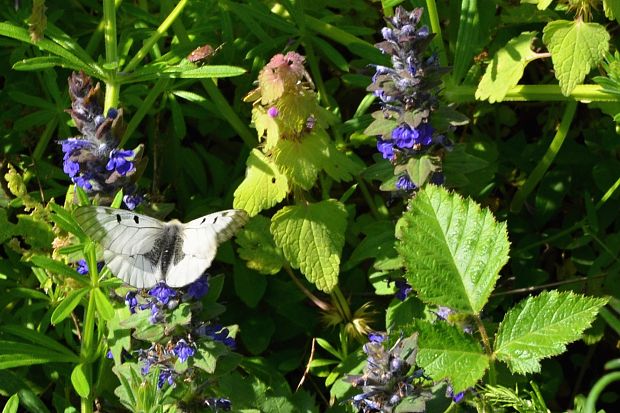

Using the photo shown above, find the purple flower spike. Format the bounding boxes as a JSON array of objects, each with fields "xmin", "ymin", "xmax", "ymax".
[
  {"xmin": 396, "ymin": 175, "xmax": 416, "ymax": 191},
  {"xmin": 125, "ymin": 291, "xmax": 138, "ymax": 314},
  {"xmin": 172, "ymin": 339, "xmax": 195, "ymax": 363},
  {"xmin": 106, "ymin": 149, "xmax": 135, "ymax": 176},
  {"xmin": 187, "ymin": 276, "xmax": 209, "ymax": 300},
  {"xmin": 377, "ymin": 139, "xmax": 395, "ymax": 160},
  {"xmin": 148, "ymin": 283, "xmax": 177, "ymax": 305}
]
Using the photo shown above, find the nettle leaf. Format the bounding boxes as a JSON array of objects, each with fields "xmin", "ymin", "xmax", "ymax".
[
  {"xmin": 253, "ymin": 105, "xmax": 280, "ymax": 150},
  {"xmin": 475, "ymin": 32, "xmax": 538, "ymax": 103},
  {"xmin": 604, "ymin": 0, "xmax": 620, "ymax": 24},
  {"xmin": 542, "ymin": 20, "xmax": 609, "ymax": 96},
  {"xmin": 416, "ymin": 320, "xmax": 489, "ymax": 393},
  {"xmin": 396, "ymin": 185, "xmax": 509, "ymax": 314},
  {"xmin": 233, "ymin": 149, "xmax": 289, "ymax": 217},
  {"xmin": 322, "ymin": 137, "xmax": 363, "ymax": 182},
  {"xmin": 272, "ymin": 132, "xmax": 323, "ymax": 190},
  {"xmin": 271, "ymin": 200, "xmax": 347, "ymax": 292},
  {"xmin": 236, "ymin": 215, "xmax": 285, "ymax": 275},
  {"xmin": 494, "ymin": 291, "xmax": 608, "ymax": 374}
]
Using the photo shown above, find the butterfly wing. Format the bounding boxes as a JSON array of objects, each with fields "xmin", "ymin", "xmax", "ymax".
[
  {"xmin": 74, "ymin": 206, "xmax": 165, "ymax": 288},
  {"xmin": 163, "ymin": 209, "xmax": 249, "ymax": 287}
]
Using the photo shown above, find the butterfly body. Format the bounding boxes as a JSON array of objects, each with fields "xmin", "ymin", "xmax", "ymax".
[{"xmin": 75, "ymin": 206, "xmax": 248, "ymax": 288}]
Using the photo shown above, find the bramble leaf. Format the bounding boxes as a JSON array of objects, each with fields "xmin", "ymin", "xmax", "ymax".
[
  {"xmin": 396, "ymin": 185, "xmax": 509, "ymax": 314},
  {"xmin": 494, "ymin": 291, "xmax": 608, "ymax": 374},
  {"xmin": 271, "ymin": 200, "xmax": 347, "ymax": 292},
  {"xmin": 416, "ymin": 321, "xmax": 489, "ymax": 393},
  {"xmin": 236, "ymin": 215, "xmax": 285, "ymax": 275},
  {"xmin": 233, "ymin": 149, "xmax": 289, "ymax": 216},
  {"xmin": 476, "ymin": 32, "xmax": 538, "ymax": 102},
  {"xmin": 542, "ymin": 20, "xmax": 609, "ymax": 95}
]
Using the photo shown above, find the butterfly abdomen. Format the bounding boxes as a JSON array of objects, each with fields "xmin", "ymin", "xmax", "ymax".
[{"xmin": 144, "ymin": 223, "xmax": 185, "ymax": 277}]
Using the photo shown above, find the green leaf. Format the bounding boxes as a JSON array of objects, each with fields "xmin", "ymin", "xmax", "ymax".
[
  {"xmin": 233, "ymin": 263, "xmax": 268, "ymax": 308},
  {"xmin": 406, "ymin": 155, "xmax": 439, "ymax": 187},
  {"xmin": 363, "ymin": 116, "xmax": 398, "ymax": 138},
  {"xmin": 29, "ymin": 255, "xmax": 88, "ymax": 286},
  {"xmin": 494, "ymin": 291, "xmax": 608, "ymax": 374},
  {"xmin": 71, "ymin": 364, "xmax": 90, "ymax": 398},
  {"xmin": 240, "ymin": 315, "xmax": 275, "ymax": 354},
  {"xmin": 93, "ymin": 288, "xmax": 115, "ymax": 321},
  {"xmin": 12, "ymin": 56, "xmax": 78, "ymax": 71},
  {"xmin": 453, "ymin": 0, "xmax": 480, "ymax": 83},
  {"xmin": 2, "ymin": 393, "xmax": 19, "ymax": 413},
  {"xmin": 0, "ymin": 325, "xmax": 76, "ymax": 358},
  {"xmin": 51, "ymin": 288, "xmax": 89, "ymax": 325},
  {"xmin": 233, "ymin": 149, "xmax": 289, "ymax": 216},
  {"xmin": 475, "ymin": 32, "xmax": 538, "ymax": 102},
  {"xmin": 272, "ymin": 133, "xmax": 323, "ymax": 189},
  {"xmin": 604, "ymin": 0, "xmax": 620, "ymax": 24},
  {"xmin": 0, "ymin": 341, "xmax": 79, "ymax": 368},
  {"xmin": 193, "ymin": 340, "xmax": 229, "ymax": 374},
  {"xmin": 236, "ymin": 215, "xmax": 285, "ymax": 275},
  {"xmin": 542, "ymin": 20, "xmax": 610, "ymax": 96},
  {"xmin": 271, "ymin": 200, "xmax": 347, "ymax": 292},
  {"xmin": 49, "ymin": 202, "xmax": 85, "ymax": 238},
  {"xmin": 396, "ymin": 185, "xmax": 509, "ymax": 314},
  {"xmin": 416, "ymin": 321, "xmax": 489, "ymax": 393}
]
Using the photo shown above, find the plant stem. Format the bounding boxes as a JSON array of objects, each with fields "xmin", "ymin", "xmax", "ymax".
[
  {"xmin": 510, "ymin": 100, "xmax": 577, "ymax": 212},
  {"xmin": 123, "ymin": 0, "xmax": 189, "ymax": 73},
  {"xmin": 103, "ymin": 0, "xmax": 119, "ymax": 113},
  {"xmin": 425, "ymin": 0, "xmax": 448, "ymax": 66},
  {"xmin": 331, "ymin": 286, "xmax": 352, "ymax": 321},
  {"xmin": 444, "ymin": 84, "xmax": 618, "ymax": 102},
  {"xmin": 284, "ymin": 265, "xmax": 331, "ymax": 311},
  {"xmin": 474, "ymin": 315, "xmax": 496, "ymax": 385},
  {"xmin": 584, "ymin": 372, "xmax": 620, "ymax": 413}
]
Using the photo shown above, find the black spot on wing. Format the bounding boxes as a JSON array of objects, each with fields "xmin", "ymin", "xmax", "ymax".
[
  {"xmin": 133, "ymin": 215, "xmax": 140, "ymax": 224},
  {"xmin": 200, "ymin": 217, "xmax": 206, "ymax": 225},
  {"xmin": 116, "ymin": 214, "xmax": 122, "ymax": 223}
]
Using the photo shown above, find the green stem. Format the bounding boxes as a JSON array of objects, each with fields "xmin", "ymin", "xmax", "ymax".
[
  {"xmin": 103, "ymin": 0, "xmax": 119, "ymax": 113},
  {"xmin": 119, "ymin": 79, "xmax": 170, "ymax": 147},
  {"xmin": 444, "ymin": 84, "xmax": 619, "ymax": 102},
  {"xmin": 200, "ymin": 79, "xmax": 256, "ymax": 147},
  {"xmin": 331, "ymin": 286, "xmax": 352, "ymax": 321},
  {"xmin": 596, "ymin": 175, "xmax": 620, "ymax": 208},
  {"xmin": 510, "ymin": 101, "xmax": 577, "ymax": 212},
  {"xmin": 584, "ymin": 372, "xmax": 620, "ymax": 413},
  {"xmin": 425, "ymin": 0, "xmax": 448, "ymax": 66},
  {"xmin": 284, "ymin": 265, "xmax": 331, "ymax": 311},
  {"xmin": 355, "ymin": 176, "xmax": 380, "ymax": 220},
  {"xmin": 123, "ymin": 0, "xmax": 189, "ymax": 73},
  {"xmin": 474, "ymin": 315, "xmax": 496, "ymax": 385}
]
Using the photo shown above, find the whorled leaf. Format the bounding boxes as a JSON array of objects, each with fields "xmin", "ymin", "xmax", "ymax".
[
  {"xmin": 396, "ymin": 185, "xmax": 509, "ymax": 314},
  {"xmin": 494, "ymin": 291, "xmax": 608, "ymax": 374}
]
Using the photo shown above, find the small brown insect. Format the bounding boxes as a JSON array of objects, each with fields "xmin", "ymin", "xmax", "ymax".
[{"xmin": 187, "ymin": 44, "xmax": 222, "ymax": 64}]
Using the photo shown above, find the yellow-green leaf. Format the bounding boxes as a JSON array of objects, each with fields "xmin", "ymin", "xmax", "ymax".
[
  {"xmin": 542, "ymin": 20, "xmax": 610, "ymax": 96},
  {"xmin": 233, "ymin": 149, "xmax": 288, "ymax": 216}
]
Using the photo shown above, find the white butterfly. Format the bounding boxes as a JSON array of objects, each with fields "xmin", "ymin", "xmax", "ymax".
[{"xmin": 74, "ymin": 206, "xmax": 249, "ymax": 289}]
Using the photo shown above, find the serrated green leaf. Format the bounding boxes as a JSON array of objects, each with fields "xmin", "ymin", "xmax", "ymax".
[
  {"xmin": 416, "ymin": 320, "xmax": 489, "ymax": 393},
  {"xmin": 542, "ymin": 20, "xmax": 609, "ymax": 96},
  {"xmin": 51, "ymin": 288, "xmax": 89, "ymax": 325},
  {"xmin": 236, "ymin": 215, "xmax": 285, "ymax": 274},
  {"xmin": 475, "ymin": 32, "xmax": 538, "ymax": 102},
  {"xmin": 272, "ymin": 133, "xmax": 323, "ymax": 189},
  {"xmin": 71, "ymin": 363, "xmax": 90, "ymax": 398},
  {"xmin": 604, "ymin": 0, "xmax": 620, "ymax": 24},
  {"xmin": 396, "ymin": 185, "xmax": 509, "ymax": 314},
  {"xmin": 233, "ymin": 149, "xmax": 289, "ymax": 216},
  {"xmin": 271, "ymin": 200, "xmax": 347, "ymax": 292},
  {"xmin": 322, "ymin": 138, "xmax": 363, "ymax": 182},
  {"xmin": 494, "ymin": 291, "xmax": 608, "ymax": 374}
]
